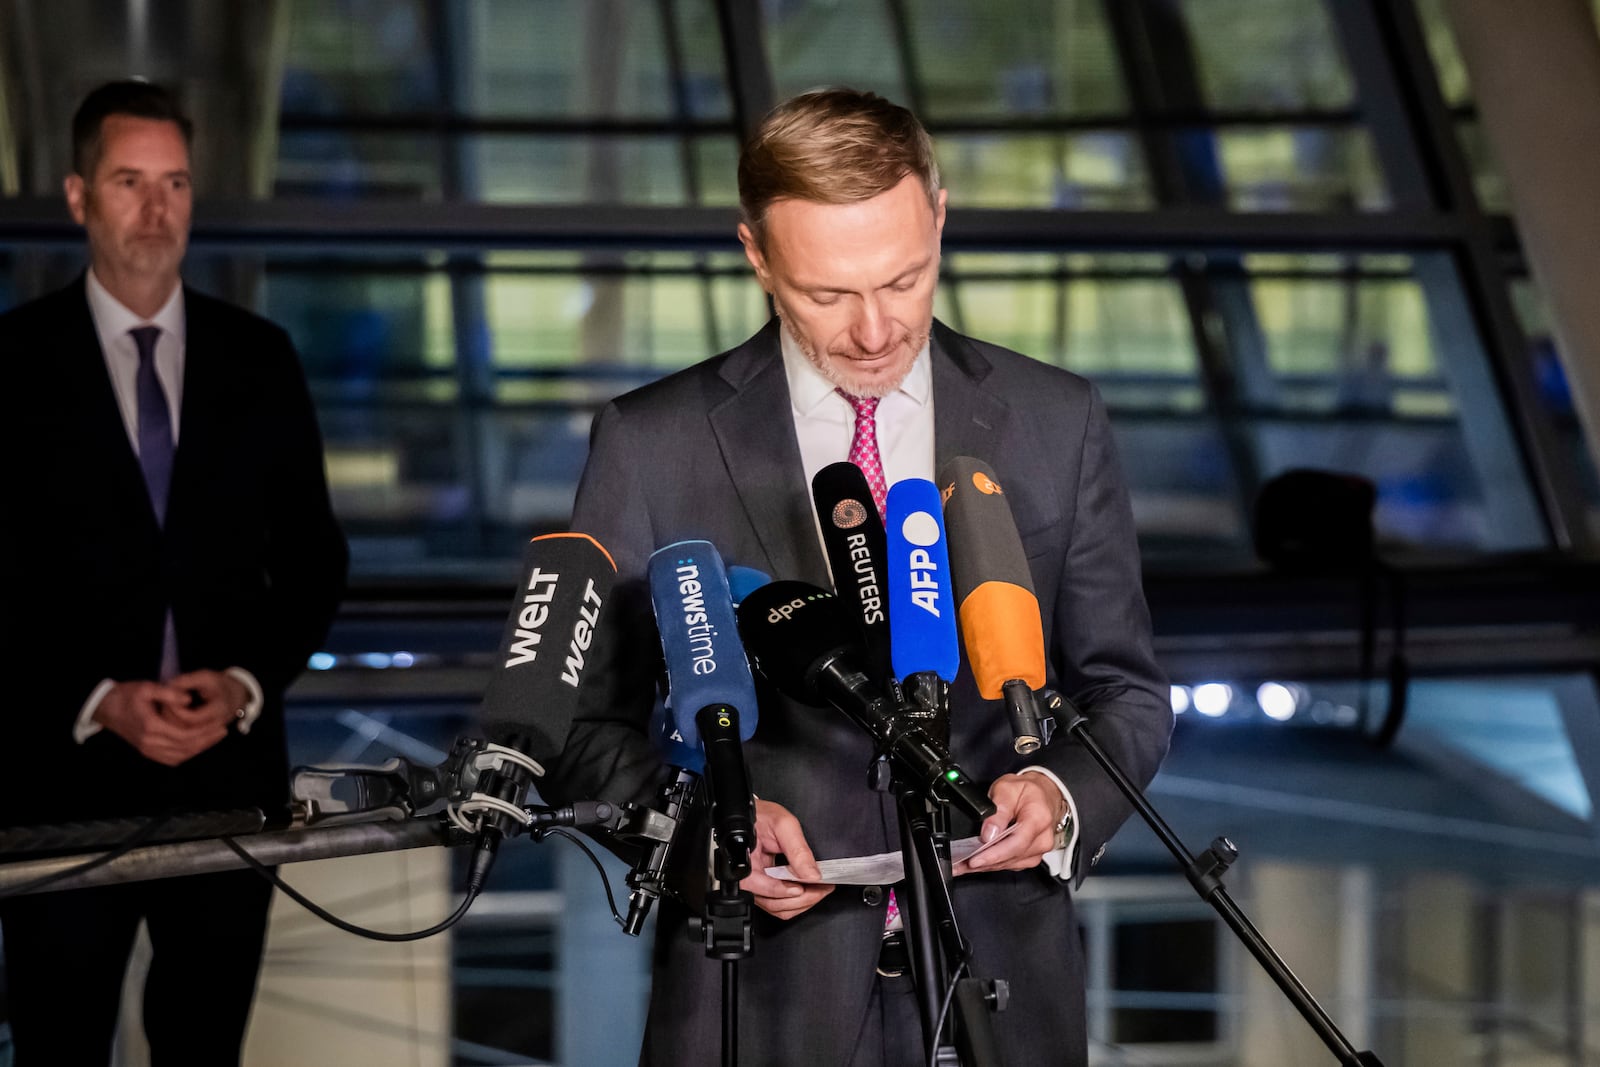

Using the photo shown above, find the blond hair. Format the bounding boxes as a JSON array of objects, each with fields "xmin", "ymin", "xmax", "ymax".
[{"xmin": 738, "ymin": 88, "xmax": 941, "ymax": 245}]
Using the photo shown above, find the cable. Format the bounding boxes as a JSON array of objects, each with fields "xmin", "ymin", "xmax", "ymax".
[
  {"xmin": 536, "ymin": 827, "xmax": 627, "ymax": 928},
  {"xmin": 0, "ymin": 812, "xmax": 175, "ymax": 900},
  {"xmin": 927, "ymin": 955, "xmax": 972, "ymax": 1067},
  {"xmin": 221, "ymin": 835, "xmax": 479, "ymax": 943},
  {"xmin": 219, "ymin": 820, "xmax": 628, "ymax": 942}
]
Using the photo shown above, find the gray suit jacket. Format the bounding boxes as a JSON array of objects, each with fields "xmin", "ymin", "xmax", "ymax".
[{"xmin": 549, "ymin": 319, "xmax": 1171, "ymax": 1066}]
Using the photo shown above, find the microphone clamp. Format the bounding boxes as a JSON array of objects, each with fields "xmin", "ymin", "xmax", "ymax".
[
  {"xmin": 291, "ymin": 737, "xmax": 545, "ymax": 831},
  {"xmin": 447, "ymin": 742, "xmax": 546, "ymax": 836},
  {"xmin": 897, "ymin": 671, "xmax": 950, "ymax": 748},
  {"xmin": 620, "ymin": 768, "xmax": 700, "ymax": 936},
  {"xmin": 1002, "ymin": 680, "xmax": 1047, "ymax": 755}
]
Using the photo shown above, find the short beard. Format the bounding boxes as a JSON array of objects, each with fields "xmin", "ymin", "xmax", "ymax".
[{"xmin": 776, "ymin": 304, "xmax": 927, "ymax": 399}]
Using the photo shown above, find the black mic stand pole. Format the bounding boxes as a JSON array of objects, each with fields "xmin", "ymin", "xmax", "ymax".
[
  {"xmin": 885, "ymin": 675, "xmax": 1006, "ymax": 1067},
  {"xmin": 698, "ymin": 841, "xmax": 753, "ymax": 1067},
  {"xmin": 1044, "ymin": 693, "xmax": 1387, "ymax": 1067}
]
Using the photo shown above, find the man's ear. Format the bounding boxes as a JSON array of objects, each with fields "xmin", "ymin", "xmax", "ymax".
[
  {"xmin": 737, "ymin": 222, "xmax": 773, "ymax": 292},
  {"xmin": 64, "ymin": 173, "xmax": 87, "ymax": 226}
]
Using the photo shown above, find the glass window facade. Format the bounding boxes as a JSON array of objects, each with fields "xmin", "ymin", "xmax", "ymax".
[{"xmin": 4, "ymin": 3, "xmax": 1598, "ymax": 1061}]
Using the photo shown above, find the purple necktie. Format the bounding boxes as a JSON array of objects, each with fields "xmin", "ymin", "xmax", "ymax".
[
  {"xmin": 131, "ymin": 325, "xmax": 180, "ymax": 679},
  {"xmin": 131, "ymin": 325, "xmax": 173, "ymax": 524}
]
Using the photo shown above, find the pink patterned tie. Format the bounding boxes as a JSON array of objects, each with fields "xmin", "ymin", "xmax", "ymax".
[
  {"xmin": 841, "ymin": 390, "xmax": 903, "ymax": 941},
  {"xmin": 841, "ymin": 391, "xmax": 887, "ymax": 518}
]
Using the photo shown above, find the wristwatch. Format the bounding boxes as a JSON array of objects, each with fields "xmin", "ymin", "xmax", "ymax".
[{"xmin": 1052, "ymin": 805, "xmax": 1074, "ymax": 852}]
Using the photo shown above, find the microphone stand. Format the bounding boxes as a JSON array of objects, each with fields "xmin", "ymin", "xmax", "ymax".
[
  {"xmin": 1042, "ymin": 692, "xmax": 1387, "ymax": 1067},
  {"xmin": 0, "ymin": 740, "xmax": 639, "ymax": 897},
  {"xmin": 696, "ymin": 840, "xmax": 753, "ymax": 1067},
  {"xmin": 884, "ymin": 674, "xmax": 1006, "ymax": 1067}
]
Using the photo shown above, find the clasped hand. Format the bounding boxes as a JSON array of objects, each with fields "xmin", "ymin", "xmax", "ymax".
[{"xmin": 93, "ymin": 669, "xmax": 247, "ymax": 767}]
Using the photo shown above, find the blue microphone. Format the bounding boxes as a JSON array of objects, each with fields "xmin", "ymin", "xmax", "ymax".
[
  {"xmin": 886, "ymin": 479, "xmax": 960, "ymax": 681},
  {"xmin": 727, "ymin": 565, "xmax": 773, "ymax": 606},
  {"xmin": 886, "ymin": 478, "xmax": 960, "ymax": 734},
  {"xmin": 643, "ymin": 566, "xmax": 766, "ymax": 765},
  {"xmin": 649, "ymin": 542, "xmax": 761, "ymax": 748},
  {"xmin": 648, "ymin": 542, "xmax": 758, "ymax": 869},
  {"xmin": 623, "ymin": 542, "xmax": 760, "ymax": 934}
]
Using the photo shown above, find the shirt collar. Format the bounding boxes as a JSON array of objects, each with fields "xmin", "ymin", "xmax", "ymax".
[
  {"xmin": 85, "ymin": 268, "xmax": 185, "ymax": 344},
  {"xmin": 779, "ymin": 322, "xmax": 932, "ymax": 416}
]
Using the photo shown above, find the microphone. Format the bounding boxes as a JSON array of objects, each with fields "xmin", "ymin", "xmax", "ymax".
[
  {"xmin": 727, "ymin": 565, "xmax": 773, "ymax": 605},
  {"xmin": 885, "ymin": 478, "xmax": 960, "ymax": 731},
  {"xmin": 649, "ymin": 541, "xmax": 759, "ymax": 863},
  {"xmin": 470, "ymin": 533, "xmax": 617, "ymax": 891},
  {"xmin": 811, "ymin": 462, "xmax": 893, "ymax": 690},
  {"xmin": 623, "ymin": 541, "xmax": 759, "ymax": 934},
  {"xmin": 939, "ymin": 456, "xmax": 1050, "ymax": 753},
  {"xmin": 737, "ymin": 581, "xmax": 994, "ymax": 823}
]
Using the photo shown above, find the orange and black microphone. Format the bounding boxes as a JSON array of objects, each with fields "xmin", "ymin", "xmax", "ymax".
[{"xmin": 938, "ymin": 456, "xmax": 1051, "ymax": 754}]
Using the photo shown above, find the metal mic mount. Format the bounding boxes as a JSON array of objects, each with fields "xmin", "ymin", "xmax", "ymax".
[
  {"xmin": 617, "ymin": 768, "xmax": 698, "ymax": 936},
  {"xmin": 1003, "ymin": 680, "xmax": 1056, "ymax": 754},
  {"xmin": 898, "ymin": 671, "xmax": 950, "ymax": 743},
  {"xmin": 289, "ymin": 737, "xmax": 627, "ymax": 838}
]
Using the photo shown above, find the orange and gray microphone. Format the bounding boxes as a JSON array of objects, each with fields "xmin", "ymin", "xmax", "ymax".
[{"xmin": 939, "ymin": 456, "xmax": 1051, "ymax": 754}]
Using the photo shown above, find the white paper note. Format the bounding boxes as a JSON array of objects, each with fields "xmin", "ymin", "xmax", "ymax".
[{"xmin": 764, "ymin": 825, "xmax": 1019, "ymax": 884}]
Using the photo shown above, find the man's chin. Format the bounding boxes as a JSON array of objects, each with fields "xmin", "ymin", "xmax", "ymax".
[
  {"xmin": 123, "ymin": 247, "xmax": 183, "ymax": 275},
  {"xmin": 833, "ymin": 356, "xmax": 912, "ymax": 399}
]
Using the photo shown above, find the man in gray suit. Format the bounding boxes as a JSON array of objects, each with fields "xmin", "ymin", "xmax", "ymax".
[{"xmin": 549, "ymin": 88, "xmax": 1171, "ymax": 1066}]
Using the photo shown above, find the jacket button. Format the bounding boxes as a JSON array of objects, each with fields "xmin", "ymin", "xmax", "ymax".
[{"xmin": 861, "ymin": 885, "xmax": 884, "ymax": 907}]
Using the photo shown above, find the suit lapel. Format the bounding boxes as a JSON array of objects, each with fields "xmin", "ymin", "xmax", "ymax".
[
  {"xmin": 166, "ymin": 288, "xmax": 211, "ymax": 528},
  {"xmin": 62, "ymin": 280, "xmax": 164, "ymax": 531},
  {"xmin": 707, "ymin": 323, "xmax": 830, "ymax": 587},
  {"xmin": 931, "ymin": 321, "xmax": 1008, "ymax": 472}
]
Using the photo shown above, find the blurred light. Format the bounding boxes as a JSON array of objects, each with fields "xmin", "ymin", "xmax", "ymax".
[
  {"xmin": 307, "ymin": 652, "xmax": 337, "ymax": 671},
  {"xmin": 1170, "ymin": 685, "xmax": 1191, "ymax": 714},
  {"xmin": 1333, "ymin": 704, "xmax": 1360, "ymax": 727},
  {"xmin": 1256, "ymin": 682, "xmax": 1298, "ymax": 722},
  {"xmin": 391, "ymin": 651, "xmax": 416, "ymax": 669},
  {"xmin": 1192, "ymin": 683, "xmax": 1233, "ymax": 717},
  {"xmin": 358, "ymin": 652, "xmax": 393, "ymax": 669}
]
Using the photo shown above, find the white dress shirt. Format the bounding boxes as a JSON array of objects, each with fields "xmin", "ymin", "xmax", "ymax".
[
  {"xmin": 777, "ymin": 326, "xmax": 1079, "ymax": 878},
  {"xmin": 73, "ymin": 270, "xmax": 263, "ymax": 743}
]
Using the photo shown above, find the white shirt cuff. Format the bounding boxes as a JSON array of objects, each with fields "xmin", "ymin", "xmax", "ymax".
[
  {"xmin": 1016, "ymin": 765, "xmax": 1080, "ymax": 881},
  {"xmin": 74, "ymin": 679, "xmax": 116, "ymax": 743},
  {"xmin": 227, "ymin": 667, "xmax": 264, "ymax": 734},
  {"xmin": 76, "ymin": 670, "xmax": 263, "ymax": 742}
]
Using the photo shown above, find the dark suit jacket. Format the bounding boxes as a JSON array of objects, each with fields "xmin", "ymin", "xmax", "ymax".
[
  {"xmin": 0, "ymin": 277, "xmax": 347, "ymax": 827},
  {"xmin": 549, "ymin": 319, "xmax": 1171, "ymax": 1066}
]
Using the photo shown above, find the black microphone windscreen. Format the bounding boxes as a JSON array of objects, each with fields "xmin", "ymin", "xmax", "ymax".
[
  {"xmin": 480, "ymin": 533, "xmax": 617, "ymax": 767},
  {"xmin": 939, "ymin": 456, "xmax": 1036, "ymax": 602},
  {"xmin": 735, "ymin": 580, "xmax": 855, "ymax": 705},
  {"xmin": 811, "ymin": 462, "xmax": 893, "ymax": 685}
]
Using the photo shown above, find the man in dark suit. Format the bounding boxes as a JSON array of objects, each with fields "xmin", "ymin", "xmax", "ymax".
[
  {"xmin": 549, "ymin": 88, "xmax": 1171, "ymax": 1066},
  {"xmin": 0, "ymin": 81, "xmax": 347, "ymax": 1066}
]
